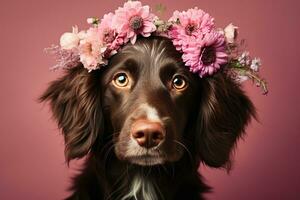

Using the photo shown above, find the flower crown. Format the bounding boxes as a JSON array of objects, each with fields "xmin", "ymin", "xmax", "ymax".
[{"xmin": 46, "ymin": 0, "xmax": 268, "ymax": 94}]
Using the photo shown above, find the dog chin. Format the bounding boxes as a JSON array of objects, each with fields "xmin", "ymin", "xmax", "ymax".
[{"xmin": 128, "ymin": 155, "xmax": 165, "ymax": 166}]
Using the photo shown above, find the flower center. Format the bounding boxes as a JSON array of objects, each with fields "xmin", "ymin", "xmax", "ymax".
[
  {"xmin": 83, "ymin": 43, "xmax": 92, "ymax": 54},
  {"xmin": 201, "ymin": 46, "xmax": 216, "ymax": 65},
  {"xmin": 103, "ymin": 29, "xmax": 115, "ymax": 43},
  {"xmin": 185, "ymin": 23, "xmax": 197, "ymax": 35},
  {"xmin": 129, "ymin": 15, "xmax": 144, "ymax": 31}
]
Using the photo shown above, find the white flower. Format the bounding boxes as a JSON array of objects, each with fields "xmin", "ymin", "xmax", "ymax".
[
  {"xmin": 237, "ymin": 75, "xmax": 249, "ymax": 82},
  {"xmin": 60, "ymin": 26, "xmax": 81, "ymax": 50},
  {"xmin": 238, "ymin": 51, "xmax": 251, "ymax": 66},
  {"xmin": 224, "ymin": 23, "xmax": 238, "ymax": 44},
  {"xmin": 154, "ymin": 18, "xmax": 164, "ymax": 26},
  {"xmin": 250, "ymin": 58, "xmax": 261, "ymax": 72},
  {"xmin": 87, "ymin": 17, "xmax": 99, "ymax": 25}
]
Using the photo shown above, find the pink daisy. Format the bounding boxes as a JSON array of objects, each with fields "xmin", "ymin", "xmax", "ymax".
[
  {"xmin": 182, "ymin": 30, "xmax": 228, "ymax": 77},
  {"xmin": 168, "ymin": 7, "xmax": 214, "ymax": 51},
  {"xmin": 113, "ymin": 0, "xmax": 157, "ymax": 44}
]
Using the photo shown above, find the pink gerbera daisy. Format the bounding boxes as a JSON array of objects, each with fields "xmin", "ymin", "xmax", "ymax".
[
  {"xmin": 182, "ymin": 30, "xmax": 228, "ymax": 77},
  {"xmin": 168, "ymin": 7, "xmax": 214, "ymax": 51},
  {"xmin": 113, "ymin": 0, "xmax": 157, "ymax": 44}
]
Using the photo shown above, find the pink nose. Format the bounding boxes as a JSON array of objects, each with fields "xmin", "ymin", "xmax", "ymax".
[{"xmin": 131, "ymin": 120, "xmax": 165, "ymax": 148}]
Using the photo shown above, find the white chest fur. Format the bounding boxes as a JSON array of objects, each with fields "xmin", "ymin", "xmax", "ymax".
[{"xmin": 121, "ymin": 174, "xmax": 159, "ymax": 200}]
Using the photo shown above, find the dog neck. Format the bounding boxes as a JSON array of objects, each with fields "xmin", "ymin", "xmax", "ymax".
[
  {"xmin": 97, "ymin": 151, "xmax": 208, "ymax": 200},
  {"xmin": 68, "ymin": 151, "xmax": 210, "ymax": 200},
  {"xmin": 102, "ymin": 154, "xmax": 165, "ymax": 200},
  {"xmin": 120, "ymin": 173, "xmax": 159, "ymax": 200}
]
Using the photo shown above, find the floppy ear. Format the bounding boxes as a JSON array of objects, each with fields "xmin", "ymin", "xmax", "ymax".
[
  {"xmin": 40, "ymin": 66, "xmax": 104, "ymax": 162},
  {"xmin": 196, "ymin": 73, "xmax": 256, "ymax": 170}
]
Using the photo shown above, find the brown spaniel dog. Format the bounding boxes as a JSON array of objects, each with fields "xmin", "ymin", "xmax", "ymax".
[{"xmin": 41, "ymin": 36, "xmax": 255, "ymax": 200}]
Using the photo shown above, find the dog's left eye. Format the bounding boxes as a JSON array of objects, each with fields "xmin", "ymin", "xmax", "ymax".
[
  {"xmin": 171, "ymin": 75, "xmax": 188, "ymax": 91},
  {"xmin": 113, "ymin": 72, "xmax": 130, "ymax": 88}
]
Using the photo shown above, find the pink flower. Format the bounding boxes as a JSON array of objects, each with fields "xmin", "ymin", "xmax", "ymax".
[
  {"xmin": 78, "ymin": 28, "xmax": 107, "ymax": 72},
  {"xmin": 168, "ymin": 7, "xmax": 214, "ymax": 51},
  {"xmin": 182, "ymin": 31, "xmax": 228, "ymax": 77},
  {"xmin": 113, "ymin": 0, "xmax": 157, "ymax": 44},
  {"xmin": 98, "ymin": 12, "xmax": 125, "ymax": 53}
]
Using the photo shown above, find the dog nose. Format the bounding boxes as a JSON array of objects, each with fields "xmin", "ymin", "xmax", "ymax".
[{"xmin": 131, "ymin": 120, "xmax": 165, "ymax": 148}]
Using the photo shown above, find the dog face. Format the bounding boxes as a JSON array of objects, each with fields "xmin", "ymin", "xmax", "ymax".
[
  {"xmin": 100, "ymin": 37, "xmax": 200, "ymax": 165},
  {"xmin": 41, "ymin": 36, "xmax": 255, "ymax": 169}
]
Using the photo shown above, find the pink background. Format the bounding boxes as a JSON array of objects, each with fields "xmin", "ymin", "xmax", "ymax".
[{"xmin": 1, "ymin": 0, "xmax": 299, "ymax": 199}]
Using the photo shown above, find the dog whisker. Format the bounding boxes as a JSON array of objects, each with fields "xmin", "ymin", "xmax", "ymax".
[
  {"xmin": 173, "ymin": 140, "xmax": 194, "ymax": 165},
  {"xmin": 105, "ymin": 170, "xmax": 128, "ymax": 200}
]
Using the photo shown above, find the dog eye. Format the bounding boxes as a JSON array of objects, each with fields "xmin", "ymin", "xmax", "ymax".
[
  {"xmin": 171, "ymin": 75, "xmax": 188, "ymax": 91},
  {"xmin": 113, "ymin": 72, "xmax": 130, "ymax": 88}
]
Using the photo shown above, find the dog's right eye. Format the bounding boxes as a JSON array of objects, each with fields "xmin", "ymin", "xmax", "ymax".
[{"xmin": 112, "ymin": 72, "xmax": 130, "ymax": 88}]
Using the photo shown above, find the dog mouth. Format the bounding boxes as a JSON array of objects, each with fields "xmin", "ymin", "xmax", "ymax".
[{"xmin": 127, "ymin": 154, "xmax": 165, "ymax": 166}]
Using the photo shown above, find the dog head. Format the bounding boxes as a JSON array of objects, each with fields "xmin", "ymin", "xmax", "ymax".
[{"xmin": 40, "ymin": 36, "xmax": 255, "ymax": 169}]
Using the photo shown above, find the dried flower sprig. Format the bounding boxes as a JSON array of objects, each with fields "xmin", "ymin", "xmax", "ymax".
[
  {"xmin": 221, "ymin": 24, "xmax": 268, "ymax": 94},
  {"xmin": 44, "ymin": 45, "xmax": 80, "ymax": 71},
  {"xmin": 227, "ymin": 56, "xmax": 268, "ymax": 94}
]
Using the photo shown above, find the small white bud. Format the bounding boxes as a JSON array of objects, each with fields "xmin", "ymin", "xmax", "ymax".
[{"xmin": 224, "ymin": 23, "xmax": 238, "ymax": 44}]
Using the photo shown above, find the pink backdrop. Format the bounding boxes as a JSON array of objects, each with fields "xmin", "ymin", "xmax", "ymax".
[{"xmin": 1, "ymin": 0, "xmax": 299, "ymax": 199}]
